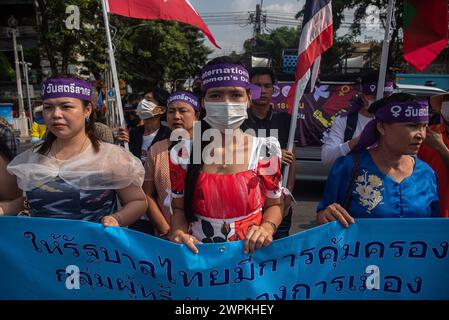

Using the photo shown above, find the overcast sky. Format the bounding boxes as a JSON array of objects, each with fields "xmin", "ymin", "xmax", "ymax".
[
  {"xmin": 189, "ymin": 0, "xmax": 383, "ymax": 57},
  {"xmin": 189, "ymin": 0, "xmax": 306, "ymax": 56}
]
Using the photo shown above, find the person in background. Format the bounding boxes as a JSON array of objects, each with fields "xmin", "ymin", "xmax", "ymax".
[
  {"xmin": 241, "ymin": 67, "xmax": 295, "ymax": 239},
  {"xmin": 0, "ymin": 115, "xmax": 19, "ymax": 158},
  {"xmin": 138, "ymin": 91, "xmax": 200, "ymax": 236},
  {"xmin": 89, "ymin": 91, "xmax": 115, "ymax": 144},
  {"xmin": 124, "ymin": 93, "xmax": 142, "ymax": 130},
  {"xmin": 418, "ymin": 92, "xmax": 449, "ymax": 217},
  {"xmin": 31, "ymin": 105, "xmax": 47, "ymax": 145},
  {"xmin": 128, "ymin": 87, "xmax": 171, "ymax": 163},
  {"xmin": 321, "ymin": 71, "xmax": 395, "ymax": 166},
  {"xmin": 0, "ymin": 140, "xmax": 20, "ymax": 202}
]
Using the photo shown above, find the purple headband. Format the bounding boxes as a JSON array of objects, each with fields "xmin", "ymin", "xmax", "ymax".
[
  {"xmin": 167, "ymin": 91, "xmax": 200, "ymax": 112},
  {"xmin": 362, "ymin": 81, "xmax": 394, "ymax": 96},
  {"xmin": 201, "ymin": 63, "xmax": 261, "ymax": 100},
  {"xmin": 348, "ymin": 81, "xmax": 395, "ymax": 114},
  {"xmin": 375, "ymin": 101, "xmax": 429, "ymax": 123},
  {"xmin": 42, "ymin": 78, "xmax": 92, "ymax": 101},
  {"xmin": 351, "ymin": 100, "xmax": 429, "ymax": 153}
]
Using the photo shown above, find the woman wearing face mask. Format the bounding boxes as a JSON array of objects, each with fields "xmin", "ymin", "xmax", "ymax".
[
  {"xmin": 168, "ymin": 57, "xmax": 283, "ymax": 254},
  {"xmin": 321, "ymin": 71, "xmax": 395, "ymax": 166},
  {"xmin": 140, "ymin": 91, "xmax": 200, "ymax": 237},
  {"xmin": 317, "ymin": 93, "xmax": 439, "ymax": 228},
  {"xmin": 0, "ymin": 75, "xmax": 147, "ymax": 226},
  {"xmin": 418, "ymin": 92, "xmax": 449, "ymax": 217},
  {"xmin": 124, "ymin": 94, "xmax": 142, "ymax": 129},
  {"xmin": 128, "ymin": 87, "xmax": 171, "ymax": 163}
]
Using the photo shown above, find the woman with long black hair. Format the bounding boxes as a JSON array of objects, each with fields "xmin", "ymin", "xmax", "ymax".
[
  {"xmin": 168, "ymin": 57, "xmax": 283, "ymax": 254},
  {"xmin": 1, "ymin": 75, "xmax": 147, "ymax": 225}
]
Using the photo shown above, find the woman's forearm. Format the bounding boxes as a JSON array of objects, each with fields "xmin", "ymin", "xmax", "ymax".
[
  {"xmin": 112, "ymin": 199, "xmax": 147, "ymax": 227},
  {"xmin": 436, "ymin": 142, "xmax": 449, "ymax": 170},
  {"xmin": 146, "ymin": 195, "xmax": 170, "ymax": 235},
  {"xmin": 0, "ymin": 196, "xmax": 25, "ymax": 216},
  {"xmin": 170, "ymin": 208, "xmax": 189, "ymax": 234},
  {"xmin": 261, "ymin": 203, "xmax": 282, "ymax": 235}
]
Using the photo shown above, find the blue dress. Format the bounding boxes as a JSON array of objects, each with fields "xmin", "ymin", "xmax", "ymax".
[{"xmin": 317, "ymin": 150, "xmax": 440, "ymax": 218}]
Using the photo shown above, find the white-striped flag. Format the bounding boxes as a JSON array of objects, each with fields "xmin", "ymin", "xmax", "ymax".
[
  {"xmin": 283, "ymin": 0, "xmax": 333, "ymax": 186},
  {"xmin": 288, "ymin": 0, "xmax": 333, "ymax": 114}
]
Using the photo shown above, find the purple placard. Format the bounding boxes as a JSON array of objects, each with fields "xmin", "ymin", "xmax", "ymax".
[{"xmin": 271, "ymin": 82, "xmax": 357, "ymax": 146}]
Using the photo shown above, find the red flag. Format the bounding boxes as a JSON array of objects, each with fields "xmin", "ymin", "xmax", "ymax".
[
  {"xmin": 107, "ymin": 0, "xmax": 220, "ymax": 48},
  {"xmin": 403, "ymin": 0, "xmax": 448, "ymax": 71},
  {"xmin": 287, "ymin": 81, "xmax": 297, "ymax": 115}
]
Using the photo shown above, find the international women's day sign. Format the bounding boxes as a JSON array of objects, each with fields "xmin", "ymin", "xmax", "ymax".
[
  {"xmin": 271, "ymin": 82, "xmax": 356, "ymax": 146},
  {"xmin": 0, "ymin": 217, "xmax": 448, "ymax": 300}
]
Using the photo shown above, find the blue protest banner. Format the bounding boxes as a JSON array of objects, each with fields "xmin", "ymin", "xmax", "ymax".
[
  {"xmin": 0, "ymin": 103, "xmax": 14, "ymax": 125},
  {"xmin": 0, "ymin": 217, "xmax": 448, "ymax": 300}
]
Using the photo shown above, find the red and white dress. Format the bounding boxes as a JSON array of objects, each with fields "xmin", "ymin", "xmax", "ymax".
[{"xmin": 169, "ymin": 136, "xmax": 282, "ymax": 243}]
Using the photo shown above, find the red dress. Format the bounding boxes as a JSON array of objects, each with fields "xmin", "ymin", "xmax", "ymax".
[
  {"xmin": 169, "ymin": 136, "xmax": 282, "ymax": 243},
  {"xmin": 418, "ymin": 123, "xmax": 449, "ymax": 217}
]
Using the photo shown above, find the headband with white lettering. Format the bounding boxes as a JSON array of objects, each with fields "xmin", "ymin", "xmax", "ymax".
[
  {"xmin": 362, "ymin": 81, "xmax": 394, "ymax": 96},
  {"xmin": 201, "ymin": 63, "xmax": 261, "ymax": 100},
  {"xmin": 42, "ymin": 78, "xmax": 92, "ymax": 101},
  {"xmin": 351, "ymin": 100, "xmax": 429, "ymax": 153},
  {"xmin": 167, "ymin": 91, "xmax": 200, "ymax": 112}
]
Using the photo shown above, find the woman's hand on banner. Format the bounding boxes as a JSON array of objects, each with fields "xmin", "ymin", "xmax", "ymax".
[
  {"xmin": 101, "ymin": 214, "xmax": 121, "ymax": 227},
  {"xmin": 244, "ymin": 224, "xmax": 274, "ymax": 254},
  {"xmin": 170, "ymin": 230, "xmax": 201, "ymax": 254},
  {"xmin": 317, "ymin": 203, "xmax": 355, "ymax": 228}
]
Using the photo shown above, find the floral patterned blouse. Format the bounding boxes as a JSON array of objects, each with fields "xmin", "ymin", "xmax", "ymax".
[
  {"xmin": 169, "ymin": 136, "xmax": 282, "ymax": 243},
  {"xmin": 317, "ymin": 149, "xmax": 439, "ymax": 218}
]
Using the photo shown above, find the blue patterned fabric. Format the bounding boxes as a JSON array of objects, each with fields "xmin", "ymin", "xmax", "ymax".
[
  {"xmin": 26, "ymin": 177, "xmax": 117, "ymax": 222},
  {"xmin": 318, "ymin": 150, "xmax": 440, "ymax": 218}
]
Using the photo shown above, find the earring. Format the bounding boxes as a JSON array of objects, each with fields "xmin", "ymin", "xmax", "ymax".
[{"xmin": 85, "ymin": 117, "xmax": 90, "ymax": 124}]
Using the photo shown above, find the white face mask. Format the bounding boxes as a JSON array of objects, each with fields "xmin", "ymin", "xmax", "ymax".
[
  {"xmin": 204, "ymin": 102, "xmax": 248, "ymax": 131},
  {"xmin": 441, "ymin": 101, "xmax": 449, "ymax": 122},
  {"xmin": 137, "ymin": 99, "xmax": 158, "ymax": 120}
]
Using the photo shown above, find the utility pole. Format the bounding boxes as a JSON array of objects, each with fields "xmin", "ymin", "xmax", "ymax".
[
  {"xmin": 8, "ymin": 15, "xmax": 29, "ymax": 137},
  {"xmin": 101, "ymin": 0, "xmax": 128, "ymax": 149},
  {"xmin": 254, "ymin": 4, "xmax": 262, "ymax": 37},
  {"xmin": 376, "ymin": 0, "xmax": 395, "ymax": 100},
  {"xmin": 249, "ymin": 1, "xmax": 266, "ymax": 38},
  {"xmin": 18, "ymin": 44, "xmax": 33, "ymax": 125}
]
